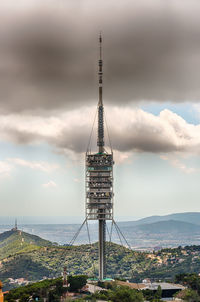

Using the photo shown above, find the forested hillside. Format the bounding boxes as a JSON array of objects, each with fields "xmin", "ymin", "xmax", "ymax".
[{"xmin": 1, "ymin": 229, "xmax": 200, "ymax": 291}]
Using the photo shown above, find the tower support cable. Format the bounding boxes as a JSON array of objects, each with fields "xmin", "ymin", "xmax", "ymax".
[
  {"xmin": 69, "ymin": 218, "xmax": 87, "ymax": 246},
  {"xmin": 113, "ymin": 220, "xmax": 132, "ymax": 250}
]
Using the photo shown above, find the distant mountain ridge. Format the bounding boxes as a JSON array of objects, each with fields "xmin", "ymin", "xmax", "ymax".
[
  {"xmin": 1, "ymin": 212, "xmax": 200, "ymax": 248},
  {"xmin": 118, "ymin": 212, "xmax": 200, "ymax": 227},
  {"xmin": 135, "ymin": 220, "xmax": 200, "ymax": 234},
  {"xmin": 116, "ymin": 212, "xmax": 200, "ymax": 247}
]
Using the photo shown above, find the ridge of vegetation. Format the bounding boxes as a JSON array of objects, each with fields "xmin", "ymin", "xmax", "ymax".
[
  {"xmin": 2, "ymin": 229, "xmax": 200, "ymax": 292},
  {"xmin": 0, "ymin": 229, "xmax": 54, "ymax": 260}
]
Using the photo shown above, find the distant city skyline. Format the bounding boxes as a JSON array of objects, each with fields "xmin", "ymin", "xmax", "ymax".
[{"xmin": 0, "ymin": 0, "xmax": 200, "ymax": 219}]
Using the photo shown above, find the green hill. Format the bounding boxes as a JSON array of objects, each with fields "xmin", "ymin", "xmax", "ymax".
[
  {"xmin": 0, "ymin": 242, "xmax": 146, "ymax": 281},
  {"xmin": 2, "ymin": 242, "xmax": 200, "ymax": 288},
  {"xmin": 2, "ymin": 229, "xmax": 200, "ymax": 291},
  {"xmin": 0, "ymin": 229, "xmax": 54, "ymax": 260}
]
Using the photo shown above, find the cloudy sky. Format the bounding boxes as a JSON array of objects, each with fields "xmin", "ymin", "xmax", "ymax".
[{"xmin": 0, "ymin": 0, "xmax": 200, "ymax": 222}]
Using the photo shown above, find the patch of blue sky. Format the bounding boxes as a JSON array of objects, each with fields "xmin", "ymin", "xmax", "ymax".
[
  {"xmin": 180, "ymin": 155, "xmax": 200, "ymax": 171},
  {"xmin": 114, "ymin": 153, "xmax": 200, "ymax": 217},
  {"xmin": 0, "ymin": 152, "xmax": 85, "ymax": 216},
  {"xmin": 0, "ymin": 141, "xmax": 66, "ymax": 164},
  {"xmin": 139, "ymin": 102, "xmax": 200, "ymax": 125}
]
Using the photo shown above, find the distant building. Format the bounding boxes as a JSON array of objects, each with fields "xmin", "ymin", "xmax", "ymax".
[
  {"xmin": 0, "ymin": 281, "xmax": 4, "ymax": 302},
  {"xmin": 116, "ymin": 280, "xmax": 185, "ymax": 299},
  {"xmin": 8, "ymin": 278, "xmax": 29, "ymax": 286},
  {"xmin": 154, "ymin": 246, "xmax": 162, "ymax": 251},
  {"xmin": 147, "ymin": 282, "xmax": 185, "ymax": 299},
  {"xmin": 142, "ymin": 278, "xmax": 151, "ymax": 283}
]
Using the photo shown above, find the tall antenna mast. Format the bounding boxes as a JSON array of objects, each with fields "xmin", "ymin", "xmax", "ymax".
[
  {"xmin": 15, "ymin": 218, "xmax": 18, "ymax": 230},
  {"xmin": 97, "ymin": 33, "xmax": 106, "ymax": 280},
  {"xmin": 97, "ymin": 33, "xmax": 104, "ymax": 153}
]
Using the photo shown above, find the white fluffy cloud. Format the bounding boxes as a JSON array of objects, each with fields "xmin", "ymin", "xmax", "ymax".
[
  {"xmin": 7, "ymin": 158, "xmax": 59, "ymax": 172},
  {"xmin": 0, "ymin": 161, "xmax": 13, "ymax": 178},
  {"xmin": 42, "ymin": 180, "xmax": 57, "ymax": 188},
  {"xmin": 160, "ymin": 155, "xmax": 196, "ymax": 174},
  {"xmin": 0, "ymin": 106, "xmax": 199, "ymax": 160},
  {"xmin": 0, "ymin": 157, "xmax": 59, "ymax": 186},
  {"xmin": 109, "ymin": 107, "xmax": 200, "ymax": 154},
  {"xmin": 0, "ymin": 157, "xmax": 59, "ymax": 182}
]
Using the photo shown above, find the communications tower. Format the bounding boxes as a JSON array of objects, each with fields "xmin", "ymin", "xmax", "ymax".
[
  {"xmin": 85, "ymin": 34, "xmax": 114, "ymax": 280},
  {"xmin": 69, "ymin": 34, "xmax": 129, "ymax": 281}
]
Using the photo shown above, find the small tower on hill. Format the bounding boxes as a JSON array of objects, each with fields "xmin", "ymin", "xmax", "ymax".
[
  {"xmin": 63, "ymin": 266, "xmax": 68, "ymax": 288},
  {"xmin": 15, "ymin": 218, "xmax": 18, "ymax": 230},
  {"xmin": 12, "ymin": 219, "xmax": 18, "ymax": 231},
  {"xmin": 61, "ymin": 266, "xmax": 69, "ymax": 301}
]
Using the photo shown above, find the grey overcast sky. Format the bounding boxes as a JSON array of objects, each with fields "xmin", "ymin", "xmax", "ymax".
[{"xmin": 0, "ymin": 0, "xmax": 200, "ymax": 221}]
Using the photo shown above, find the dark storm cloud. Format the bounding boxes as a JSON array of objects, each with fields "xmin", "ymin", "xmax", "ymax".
[{"xmin": 0, "ymin": 0, "xmax": 200, "ymax": 112}]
